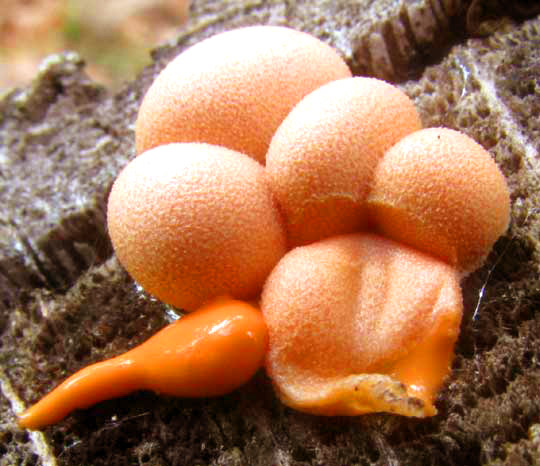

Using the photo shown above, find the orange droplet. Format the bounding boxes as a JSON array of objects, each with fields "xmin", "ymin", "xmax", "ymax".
[
  {"xmin": 388, "ymin": 311, "xmax": 460, "ymax": 414},
  {"xmin": 18, "ymin": 298, "xmax": 267, "ymax": 430}
]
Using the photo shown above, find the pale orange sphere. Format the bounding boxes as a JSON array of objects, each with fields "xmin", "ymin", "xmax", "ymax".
[
  {"xmin": 107, "ymin": 143, "xmax": 287, "ymax": 311},
  {"xmin": 366, "ymin": 128, "xmax": 511, "ymax": 274},
  {"xmin": 261, "ymin": 233, "xmax": 463, "ymax": 417},
  {"xmin": 135, "ymin": 25, "xmax": 351, "ymax": 164},
  {"xmin": 265, "ymin": 77, "xmax": 421, "ymax": 247}
]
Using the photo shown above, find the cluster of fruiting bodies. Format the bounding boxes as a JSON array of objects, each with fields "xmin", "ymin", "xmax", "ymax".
[{"xmin": 19, "ymin": 26, "xmax": 510, "ymax": 430}]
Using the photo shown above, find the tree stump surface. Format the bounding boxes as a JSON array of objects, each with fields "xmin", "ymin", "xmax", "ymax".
[{"xmin": 1, "ymin": 1, "xmax": 539, "ymax": 465}]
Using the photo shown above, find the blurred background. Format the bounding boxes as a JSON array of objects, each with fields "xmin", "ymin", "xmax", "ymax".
[{"xmin": 0, "ymin": 0, "xmax": 191, "ymax": 91}]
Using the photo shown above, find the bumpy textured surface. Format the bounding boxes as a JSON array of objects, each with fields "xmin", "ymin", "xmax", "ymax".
[
  {"xmin": 266, "ymin": 77, "xmax": 421, "ymax": 247},
  {"xmin": 367, "ymin": 127, "xmax": 510, "ymax": 274},
  {"xmin": 1, "ymin": 1, "xmax": 539, "ymax": 465},
  {"xmin": 107, "ymin": 143, "xmax": 286, "ymax": 311},
  {"xmin": 135, "ymin": 25, "xmax": 351, "ymax": 163},
  {"xmin": 261, "ymin": 234, "xmax": 462, "ymax": 417}
]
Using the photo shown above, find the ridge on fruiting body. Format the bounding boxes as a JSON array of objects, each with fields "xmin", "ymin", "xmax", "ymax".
[
  {"xmin": 18, "ymin": 298, "xmax": 268, "ymax": 430},
  {"xmin": 266, "ymin": 77, "xmax": 422, "ymax": 247},
  {"xmin": 107, "ymin": 143, "xmax": 287, "ymax": 311},
  {"xmin": 261, "ymin": 234, "xmax": 463, "ymax": 417},
  {"xmin": 366, "ymin": 127, "xmax": 511, "ymax": 274},
  {"xmin": 135, "ymin": 25, "xmax": 352, "ymax": 164}
]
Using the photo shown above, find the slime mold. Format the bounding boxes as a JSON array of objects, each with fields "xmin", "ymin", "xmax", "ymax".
[
  {"xmin": 266, "ymin": 77, "xmax": 422, "ymax": 247},
  {"xmin": 19, "ymin": 25, "xmax": 511, "ymax": 430},
  {"xmin": 18, "ymin": 298, "xmax": 267, "ymax": 430},
  {"xmin": 107, "ymin": 142, "xmax": 286, "ymax": 311},
  {"xmin": 261, "ymin": 233, "xmax": 462, "ymax": 417},
  {"xmin": 366, "ymin": 127, "xmax": 511, "ymax": 274},
  {"xmin": 135, "ymin": 25, "xmax": 352, "ymax": 163}
]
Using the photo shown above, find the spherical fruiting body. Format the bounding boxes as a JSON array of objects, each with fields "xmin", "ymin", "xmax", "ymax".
[
  {"xmin": 366, "ymin": 128, "xmax": 511, "ymax": 273},
  {"xmin": 266, "ymin": 77, "xmax": 421, "ymax": 246},
  {"xmin": 136, "ymin": 25, "xmax": 352, "ymax": 164},
  {"xmin": 19, "ymin": 298, "xmax": 268, "ymax": 430},
  {"xmin": 261, "ymin": 233, "xmax": 463, "ymax": 417},
  {"xmin": 107, "ymin": 143, "xmax": 286, "ymax": 311}
]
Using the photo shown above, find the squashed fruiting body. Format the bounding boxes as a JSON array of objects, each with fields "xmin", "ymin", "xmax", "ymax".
[
  {"xmin": 18, "ymin": 298, "xmax": 268, "ymax": 430},
  {"xmin": 107, "ymin": 143, "xmax": 286, "ymax": 311},
  {"xmin": 366, "ymin": 128, "xmax": 511, "ymax": 274},
  {"xmin": 266, "ymin": 77, "xmax": 422, "ymax": 247},
  {"xmin": 136, "ymin": 25, "xmax": 352, "ymax": 164},
  {"xmin": 261, "ymin": 233, "xmax": 462, "ymax": 417}
]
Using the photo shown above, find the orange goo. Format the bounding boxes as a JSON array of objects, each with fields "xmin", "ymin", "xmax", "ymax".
[{"xmin": 19, "ymin": 298, "xmax": 268, "ymax": 430}]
